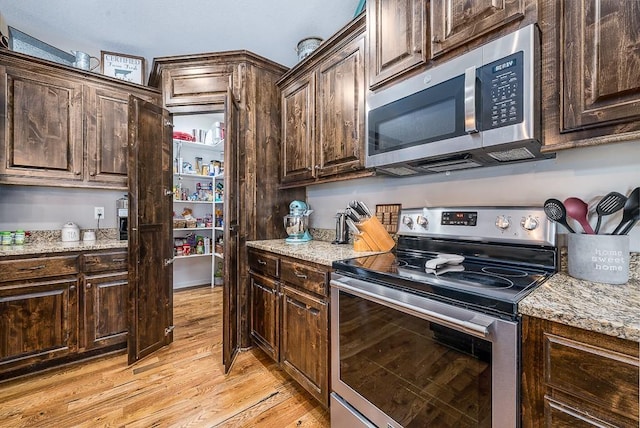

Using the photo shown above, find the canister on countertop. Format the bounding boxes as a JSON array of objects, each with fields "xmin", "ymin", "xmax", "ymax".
[
  {"xmin": 1, "ymin": 231, "xmax": 12, "ymax": 245},
  {"xmin": 14, "ymin": 230, "xmax": 25, "ymax": 245}
]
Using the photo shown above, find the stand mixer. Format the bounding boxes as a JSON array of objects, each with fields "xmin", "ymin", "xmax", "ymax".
[{"xmin": 284, "ymin": 200, "xmax": 313, "ymax": 243}]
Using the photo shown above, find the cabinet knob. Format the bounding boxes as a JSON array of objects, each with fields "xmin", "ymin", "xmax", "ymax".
[
  {"xmin": 432, "ymin": 36, "xmax": 442, "ymax": 43},
  {"xmin": 89, "ymin": 172, "xmax": 96, "ymax": 177},
  {"xmin": 86, "ymin": 283, "xmax": 92, "ymax": 289},
  {"xmin": 75, "ymin": 171, "xmax": 81, "ymax": 176},
  {"xmin": 70, "ymin": 285, "xmax": 77, "ymax": 291}
]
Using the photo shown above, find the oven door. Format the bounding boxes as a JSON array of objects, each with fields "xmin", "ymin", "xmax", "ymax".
[{"xmin": 330, "ymin": 273, "xmax": 519, "ymax": 428}]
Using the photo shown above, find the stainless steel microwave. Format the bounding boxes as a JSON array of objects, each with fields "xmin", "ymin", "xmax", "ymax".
[{"xmin": 366, "ymin": 24, "xmax": 553, "ymax": 176}]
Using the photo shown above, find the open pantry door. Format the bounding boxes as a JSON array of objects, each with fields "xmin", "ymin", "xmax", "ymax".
[
  {"xmin": 127, "ymin": 96, "xmax": 174, "ymax": 364},
  {"xmin": 223, "ymin": 89, "xmax": 240, "ymax": 373}
]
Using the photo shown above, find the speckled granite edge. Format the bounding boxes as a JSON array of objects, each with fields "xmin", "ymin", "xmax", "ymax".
[
  {"xmin": 0, "ymin": 238, "xmax": 127, "ymax": 257},
  {"xmin": 520, "ymin": 252, "xmax": 640, "ymax": 342},
  {"xmin": 246, "ymin": 239, "xmax": 386, "ymax": 267}
]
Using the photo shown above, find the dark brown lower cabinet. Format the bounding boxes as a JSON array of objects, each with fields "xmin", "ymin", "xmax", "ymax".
[
  {"xmin": 250, "ymin": 272, "xmax": 279, "ymax": 362},
  {"xmin": 521, "ymin": 315, "xmax": 639, "ymax": 428},
  {"xmin": 0, "ymin": 249, "xmax": 128, "ymax": 381},
  {"xmin": 281, "ymin": 284, "xmax": 329, "ymax": 406},
  {"xmin": 0, "ymin": 277, "xmax": 78, "ymax": 374},
  {"xmin": 82, "ymin": 272, "xmax": 128, "ymax": 350},
  {"xmin": 248, "ymin": 248, "xmax": 330, "ymax": 407}
]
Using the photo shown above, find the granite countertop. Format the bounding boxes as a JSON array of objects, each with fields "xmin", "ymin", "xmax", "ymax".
[
  {"xmin": 246, "ymin": 239, "xmax": 385, "ymax": 267},
  {"xmin": 0, "ymin": 239, "xmax": 127, "ymax": 257},
  {"xmin": 519, "ymin": 252, "xmax": 640, "ymax": 342},
  {"xmin": 249, "ymin": 238, "xmax": 639, "ymax": 343}
]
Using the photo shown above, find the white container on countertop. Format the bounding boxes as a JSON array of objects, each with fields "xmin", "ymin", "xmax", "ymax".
[{"xmin": 61, "ymin": 222, "xmax": 80, "ymax": 242}]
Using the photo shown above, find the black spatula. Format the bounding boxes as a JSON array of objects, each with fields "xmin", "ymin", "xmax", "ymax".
[
  {"xmin": 593, "ymin": 192, "xmax": 627, "ymax": 234},
  {"xmin": 612, "ymin": 187, "xmax": 639, "ymax": 235}
]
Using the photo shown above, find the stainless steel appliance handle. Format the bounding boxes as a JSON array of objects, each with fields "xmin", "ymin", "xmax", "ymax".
[
  {"xmin": 464, "ymin": 66, "xmax": 478, "ymax": 133},
  {"xmin": 331, "ymin": 278, "xmax": 491, "ymax": 338}
]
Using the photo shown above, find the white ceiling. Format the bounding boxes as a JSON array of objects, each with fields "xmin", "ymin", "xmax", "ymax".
[{"xmin": 0, "ymin": 0, "xmax": 361, "ymax": 78}]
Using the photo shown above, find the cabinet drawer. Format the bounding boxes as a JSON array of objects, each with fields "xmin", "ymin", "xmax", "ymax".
[
  {"xmin": 82, "ymin": 251, "xmax": 128, "ymax": 273},
  {"xmin": 0, "ymin": 255, "xmax": 79, "ymax": 282},
  {"xmin": 545, "ymin": 332, "xmax": 639, "ymax": 421},
  {"xmin": 248, "ymin": 250, "xmax": 279, "ymax": 278},
  {"xmin": 280, "ymin": 259, "xmax": 328, "ymax": 296}
]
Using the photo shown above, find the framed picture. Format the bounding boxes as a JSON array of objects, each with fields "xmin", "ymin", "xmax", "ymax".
[{"xmin": 101, "ymin": 51, "xmax": 145, "ymax": 84}]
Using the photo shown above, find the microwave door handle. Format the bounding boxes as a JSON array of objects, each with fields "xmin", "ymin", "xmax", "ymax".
[{"xmin": 464, "ymin": 66, "xmax": 478, "ymax": 133}]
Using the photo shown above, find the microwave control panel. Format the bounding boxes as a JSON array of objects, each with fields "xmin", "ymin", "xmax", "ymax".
[{"xmin": 480, "ymin": 51, "xmax": 524, "ymax": 130}]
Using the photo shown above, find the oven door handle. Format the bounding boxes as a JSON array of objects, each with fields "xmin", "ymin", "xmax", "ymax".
[{"xmin": 331, "ymin": 278, "xmax": 492, "ymax": 339}]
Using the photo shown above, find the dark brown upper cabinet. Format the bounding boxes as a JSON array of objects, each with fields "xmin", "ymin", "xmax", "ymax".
[
  {"xmin": 367, "ymin": 0, "xmax": 428, "ymax": 89},
  {"xmin": 0, "ymin": 50, "xmax": 161, "ymax": 189},
  {"xmin": 0, "ymin": 64, "xmax": 84, "ymax": 183},
  {"xmin": 540, "ymin": 0, "xmax": 640, "ymax": 150},
  {"xmin": 279, "ymin": 14, "xmax": 372, "ymax": 188},
  {"xmin": 430, "ymin": 0, "xmax": 529, "ymax": 58}
]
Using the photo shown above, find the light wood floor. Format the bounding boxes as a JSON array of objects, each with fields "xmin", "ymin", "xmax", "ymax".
[{"xmin": 0, "ymin": 286, "xmax": 330, "ymax": 427}]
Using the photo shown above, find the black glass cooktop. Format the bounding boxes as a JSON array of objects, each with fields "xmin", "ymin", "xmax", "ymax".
[{"xmin": 332, "ymin": 237, "xmax": 557, "ymax": 318}]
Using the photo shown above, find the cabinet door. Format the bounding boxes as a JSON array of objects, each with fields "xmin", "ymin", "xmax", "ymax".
[
  {"xmin": 367, "ymin": 0, "xmax": 428, "ymax": 88},
  {"xmin": 161, "ymin": 65, "xmax": 232, "ymax": 112},
  {"xmin": 0, "ymin": 66, "xmax": 83, "ymax": 182},
  {"xmin": 127, "ymin": 96, "xmax": 174, "ymax": 365},
  {"xmin": 281, "ymin": 74, "xmax": 315, "ymax": 184},
  {"xmin": 85, "ymin": 85, "xmax": 130, "ymax": 187},
  {"xmin": 249, "ymin": 272, "xmax": 279, "ymax": 362},
  {"xmin": 281, "ymin": 285, "xmax": 329, "ymax": 407},
  {"xmin": 430, "ymin": 0, "xmax": 526, "ymax": 58},
  {"xmin": 0, "ymin": 278, "xmax": 78, "ymax": 373},
  {"xmin": 82, "ymin": 272, "xmax": 128, "ymax": 350},
  {"xmin": 316, "ymin": 35, "xmax": 366, "ymax": 178},
  {"xmin": 561, "ymin": 0, "xmax": 640, "ymax": 132}
]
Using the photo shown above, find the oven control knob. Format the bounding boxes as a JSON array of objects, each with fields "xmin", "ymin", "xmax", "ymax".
[
  {"xmin": 495, "ymin": 215, "xmax": 510, "ymax": 230},
  {"xmin": 416, "ymin": 215, "xmax": 428, "ymax": 228},
  {"xmin": 521, "ymin": 216, "xmax": 539, "ymax": 231},
  {"xmin": 402, "ymin": 215, "xmax": 414, "ymax": 229}
]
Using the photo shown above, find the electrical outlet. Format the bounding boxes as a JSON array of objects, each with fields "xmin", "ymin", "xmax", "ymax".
[{"xmin": 94, "ymin": 207, "xmax": 105, "ymax": 220}]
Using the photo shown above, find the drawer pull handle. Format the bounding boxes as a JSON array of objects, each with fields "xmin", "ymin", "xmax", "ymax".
[
  {"xmin": 257, "ymin": 259, "xmax": 267, "ymax": 265},
  {"xmin": 112, "ymin": 258, "xmax": 126, "ymax": 262},
  {"xmin": 294, "ymin": 272, "xmax": 308, "ymax": 279},
  {"xmin": 20, "ymin": 265, "xmax": 46, "ymax": 271}
]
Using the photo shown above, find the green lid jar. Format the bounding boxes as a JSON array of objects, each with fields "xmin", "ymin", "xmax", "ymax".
[
  {"xmin": 14, "ymin": 230, "xmax": 25, "ymax": 245},
  {"xmin": 1, "ymin": 231, "xmax": 12, "ymax": 246}
]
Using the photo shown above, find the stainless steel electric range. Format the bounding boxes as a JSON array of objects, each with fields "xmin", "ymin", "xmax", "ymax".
[{"xmin": 330, "ymin": 206, "xmax": 558, "ymax": 428}]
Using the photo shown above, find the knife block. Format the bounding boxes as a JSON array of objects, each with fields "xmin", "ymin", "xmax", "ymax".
[{"xmin": 353, "ymin": 216, "xmax": 396, "ymax": 252}]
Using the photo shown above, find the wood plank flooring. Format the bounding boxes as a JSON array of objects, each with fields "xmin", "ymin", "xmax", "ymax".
[{"xmin": 0, "ymin": 286, "xmax": 330, "ymax": 427}]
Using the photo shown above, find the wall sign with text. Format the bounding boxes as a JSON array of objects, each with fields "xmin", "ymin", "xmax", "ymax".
[{"xmin": 101, "ymin": 51, "xmax": 145, "ymax": 84}]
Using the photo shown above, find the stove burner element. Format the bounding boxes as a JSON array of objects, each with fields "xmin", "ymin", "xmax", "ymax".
[
  {"xmin": 481, "ymin": 266, "xmax": 529, "ymax": 277},
  {"xmin": 451, "ymin": 271, "xmax": 515, "ymax": 288}
]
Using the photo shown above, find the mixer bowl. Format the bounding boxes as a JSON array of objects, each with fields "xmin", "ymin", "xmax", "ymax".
[{"xmin": 284, "ymin": 214, "xmax": 308, "ymax": 238}]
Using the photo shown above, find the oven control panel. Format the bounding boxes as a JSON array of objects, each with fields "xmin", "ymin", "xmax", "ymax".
[{"xmin": 398, "ymin": 206, "xmax": 556, "ymax": 246}]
